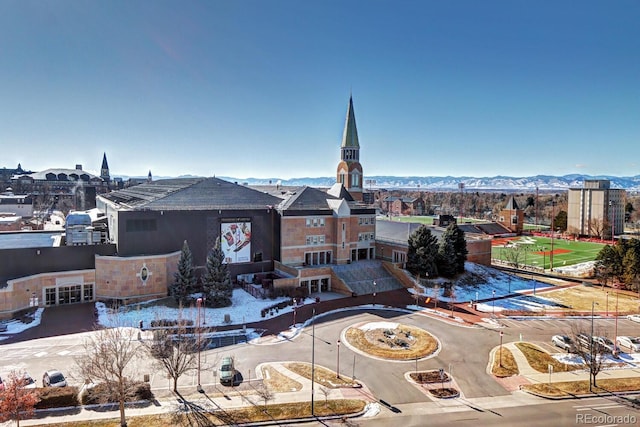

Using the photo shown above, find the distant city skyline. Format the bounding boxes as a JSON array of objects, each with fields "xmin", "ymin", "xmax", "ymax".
[{"xmin": 1, "ymin": 1, "xmax": 638, "ymax": 179}]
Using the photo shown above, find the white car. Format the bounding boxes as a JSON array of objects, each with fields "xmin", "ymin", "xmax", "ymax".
[
  {"xmin": 43, "ymin": 370, "xmax": 67, "ymax": 387},
  {"xmin": 21, "ymin": 373, "xmax": 36, "ymax": 389},
  {"xmin": 551, "ymin": 335, "xmax": 576, "ymax": 352},
  {"xmin": 593, "ymin": 336, "xmax": 620, "ymax": 354},
  {"xmin": 627, "ymin": 314, "xmax": 640, "ymax": 323},
  {"xmin": 616, "ymin": 336, "xmax": 640, "ymax": 352}
]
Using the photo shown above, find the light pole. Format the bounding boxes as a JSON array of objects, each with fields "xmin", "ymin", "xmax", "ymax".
[
  {"xmin": 609, "ymin": 200, "xmax": 615, "ymax": 244},
  {"xmin": 202, "ymin": 295, "xmax": 206, "ymax": 325},
  {"xmin": 590, "ymin": 301, "xmax": 598, "ymax": 392},
  {"xmin": 311, "ymin": 308, "xmax": 316, "ymax": 415},
  {"xmin": 336, "ymin": 339, "xmax": 341, "ymax": 379},
  {"xmin": 292, "ymin": 298, "xmax": 297, "ymax": 327},
  {"xmin": 606, "ymin": 292, "xmax": 609, "ymax": 317},
  {"xmin": 196, "ymin": 297, "xmax": 203, "ymax": 393},
  {"xmin": 372, "ymin": 280, "xmax": 377, "ymax": 306},
  {"xmin": 615, "ymin": 291, "xmax": 619, "ymax": 347},
  {"xmin": 550, "ymin": 201, "xmax": 556, "ymax": 271},
  {"xmin": 492, "ymin": 289, "xmax": 496, "ymax": 316},
  {"xmin": 499, "ymin": 331, "xmax": 504, "ymax": 367}
]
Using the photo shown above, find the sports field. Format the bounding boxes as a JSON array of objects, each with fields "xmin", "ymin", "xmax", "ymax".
[{"xmin": 491, "ymin": 236, "xmax": 605, "ymax": 270}]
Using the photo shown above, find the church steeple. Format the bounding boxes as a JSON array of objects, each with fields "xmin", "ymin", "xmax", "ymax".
[
  {"xmin": 336, "ymin": 96, "xmax": 363, "ymax": 201},
  {"xmin": 100, "ymin": 152, "xmax": 110, "ymax": 182}
]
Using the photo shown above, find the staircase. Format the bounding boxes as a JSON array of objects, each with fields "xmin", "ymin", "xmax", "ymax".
[{"xmin": 332, "ymin": 260, "xmax": 404, "ymax": 295}]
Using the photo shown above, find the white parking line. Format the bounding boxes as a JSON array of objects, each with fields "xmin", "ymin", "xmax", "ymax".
[
  {"xmin": 33, "ymin": 351, "xmax": 48, "ymax": 357},
  {"xmin": 57, "ymin": 350, "xmax": 71, "ymax": 356}
]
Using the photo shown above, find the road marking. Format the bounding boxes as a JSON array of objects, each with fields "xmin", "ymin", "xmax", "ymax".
[
  {"xmin": 57, "ymin": 350, "xmax": 71, "ymax": 356},
  {"xmin": 34, "ymin": 351, "xmax": 48, "ymax": 357}
]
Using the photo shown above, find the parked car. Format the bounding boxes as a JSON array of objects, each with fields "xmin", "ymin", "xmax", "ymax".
[
  {"xmin": 593, "ymin": 336, "xmax": 619, "ymax": 354},
  {"xmin": 43, "ymin": 370, "xmax": 67, "ymax": 387},
  {"xmin": 0, "ymin": 323, "xmax": 7, "ymax": 332},
  {"xmin": 627, "ymin": 314, "xmax": 640, "ymax": 323},
  {"xmin": 616, "ymin": 336, "xmax": 640, "ymax": 352},
  {"xmin": 21, "ymin": 373, "xmax": 36, "ymax": 389},
  {"xmin": 576, "ymin": 333, "xmax": 592, "ymax": 350},
  {"xmin": 551, "ymin": 335, "xmax": 575, "ymax": 352},
  {"xmin": 219, "ymin": 356, "xmax": 235, "ymax": 386}
]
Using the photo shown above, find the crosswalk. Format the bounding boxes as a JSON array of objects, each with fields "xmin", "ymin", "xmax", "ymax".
[
  {"xmin": 492, "ymin": 317, "xmax": 639, "ymax": 331},
  {"xmin": 0, "ymin": 344, "xmax": 86, "ymax": 361}
]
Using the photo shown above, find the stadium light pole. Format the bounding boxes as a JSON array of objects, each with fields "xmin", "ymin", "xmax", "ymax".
[{"xmin": 550, "ymin": 201, "xmax": 555, "ymax": 271}]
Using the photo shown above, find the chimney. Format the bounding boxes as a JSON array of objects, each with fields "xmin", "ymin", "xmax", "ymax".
[{"xmin": 75, "ymin": 164, "xmax": 82, "ymax": 170}]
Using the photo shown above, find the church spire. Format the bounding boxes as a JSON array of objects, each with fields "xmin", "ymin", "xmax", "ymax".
[
  {"xmin": 100, "ymin": 152, "xmax": 110, "ymax": 182},
  {"xmin": 336, "ymin": 96, "xmax": 363, "ymax": 201},
  {"xmin": 341, "ymin": 95, "xmax": 360, "ymax": 150}
]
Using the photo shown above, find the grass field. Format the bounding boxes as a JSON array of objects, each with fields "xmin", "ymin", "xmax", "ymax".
[{"xmin": 491, "ymin": 236, "xmax": 605, "ymax": 270}]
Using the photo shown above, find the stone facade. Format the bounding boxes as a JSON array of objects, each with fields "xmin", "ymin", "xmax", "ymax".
[
  {"xmin": 0, "ymin": 270, "xmax": 96, "ymax": 320},
  {"xmin": 95, "ymin": 251, "xmax": 181, "ymax": 304}
]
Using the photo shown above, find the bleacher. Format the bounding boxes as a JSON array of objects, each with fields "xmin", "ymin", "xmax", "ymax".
[{"xmin": 332, "ymin": 260, "xmax": 404, "ymax": 295}]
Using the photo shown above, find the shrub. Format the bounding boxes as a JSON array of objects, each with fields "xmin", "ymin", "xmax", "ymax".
[
  {"xmin": 150, "ymin": 319, "xmax": 194, "ymax": 328},
  {"xmin": 36, "ymin": 386, "xmax": 80, "ymax": 409},
  {"xmin": 81, "ymin": 381, "xmax": 153, "ymax": 405}
]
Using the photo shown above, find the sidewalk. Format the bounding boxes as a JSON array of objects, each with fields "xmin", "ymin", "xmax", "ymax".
[
  {"xmin": 491, "ymin": 341, "xmax": 640, "ymax": 394},
  {"xmin": 20, "ymin": 362, "xmax": 374, "ymax": 426}
]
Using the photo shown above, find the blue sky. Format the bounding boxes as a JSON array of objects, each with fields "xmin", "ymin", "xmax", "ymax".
[{"xmin": 1, "ymin": 1, "xmax": 638, "ymax": 180}]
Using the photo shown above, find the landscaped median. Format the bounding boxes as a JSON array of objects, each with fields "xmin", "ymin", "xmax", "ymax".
[
  {"xmin": 505, "ymin": 341, "xmax": 640, "ymax": 398},
  {"xmin": 523, "ymin": 378, "xmax": 640, "ymax": 398},
  {"xmin": 491, "ymin": 346, "xmax": 519, "ymax": 377}
]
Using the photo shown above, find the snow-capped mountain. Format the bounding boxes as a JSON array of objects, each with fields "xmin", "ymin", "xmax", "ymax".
[{"xmin": 215, "ymin": 174, "xmax": 640, "ymax": 191}]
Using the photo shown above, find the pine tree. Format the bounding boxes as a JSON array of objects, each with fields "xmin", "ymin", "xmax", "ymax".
[
  {"xmin": 171, "ymin": 240, "xmax": 196, "ymax": 305},
  {"xmin": 202, "ymin": 238, "xmax": 233, "ymax": 307},
  {"xmin": 406, "ymin": 225, "xmax": 439, "ymax": 278},
  {"xmin": 438, "ymin": 223, "xmax": 468, "ymax": 277}
]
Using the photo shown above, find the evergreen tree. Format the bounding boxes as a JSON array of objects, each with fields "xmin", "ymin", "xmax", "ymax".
[
  {"xmin": 437, "ymin": 223, "xmax": 468, "ymax": 278},
  {"xmin": 171, "ymin": 240, "xmax": 196, "ymax": 305},
  {"xmin": 406, "ymin": 225, "xmax": 439, "ymax": 278},
  {"xmin": 202, "ymin": 237, "xmax": 233, "ymax": 307}
]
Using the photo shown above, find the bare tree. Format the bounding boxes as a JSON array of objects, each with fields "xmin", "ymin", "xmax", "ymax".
[
  {"xmin": 255, "ymin": 383, "xmax": 274, "ymax": 409},
  {"xmin": 142, "ymin": 319, "xmax": 200, "ymax": 392},
  {"xmin": 502, "ymin": 243, "xmax": 529, "ymax": 269},
  {"xmin": 569, "ymin": 324, "xmax": 608, "ymax": 391},
  {"xmin": 75, "ymin": 326, "xmax": 144, "ymax": 427},
  {"xmin": 588, "ymin": 218, "xmax": 606, "ymax": 239},
  {"xmin": 0, "ymin": 369, "xmax": 39, "ymax": 427},
  {"xmin": 318, "ymin": 385, "xmax": 331, "ymax": 405}
]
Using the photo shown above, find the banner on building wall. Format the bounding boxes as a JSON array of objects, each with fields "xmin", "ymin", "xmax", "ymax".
[{"xmin": 220, "ymin": 221, "xmax": 251, "ymax": 264}]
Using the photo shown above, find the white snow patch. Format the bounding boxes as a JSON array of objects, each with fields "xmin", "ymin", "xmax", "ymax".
[
  {"xmin": 358, "ymin": 321, "xmax": 399, "ymax": 331},
  {"xmin": 0, "ymin": 308, "xmax": 44, "ymax": 341},
  {"xmin": 361, "ymin": 402, "xmax": 381, "ymax": 417}
]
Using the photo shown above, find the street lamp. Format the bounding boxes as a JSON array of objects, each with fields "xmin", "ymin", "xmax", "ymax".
[
  {"xmin": 336, "ymin": 339, "xmax": 341, "ymax": 379},
  {"xmin": 196, "ymin": 297, "xmax": 203, "ymax": 393},
  {"xmin": 499, "ymin": 331, "xmax": 504, "ymax": 367},
  {"xmin": 372, "ymin": 280, "xmax": 377, "ymax": 306},
  {"xmin": 590, "ymin": 301, "xmax": 599, "ymax": 392},
  {"xmin": 292, "ymin": 298, "xmax": 297, "ymax": 327},
  {"xmin": 550, "ymin": 201, "xmax": 556, "ymax": 271},
  {"xmin": 492, "ymin": 289, "xmax": 496, "ymax": 316},
  {"xmin": 606, "ymin": 292, "xmax": 609, "ymax": 317}
]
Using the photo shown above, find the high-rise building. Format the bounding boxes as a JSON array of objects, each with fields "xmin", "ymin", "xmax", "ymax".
[{"xmin": 567, "ymin": 180, "xmax": 625, "ymax": 240}]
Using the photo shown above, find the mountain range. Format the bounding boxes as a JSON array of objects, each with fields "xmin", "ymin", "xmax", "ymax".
[{"xmin": 117, "ymin": 174, "xmax": 640, "ymax": 192}]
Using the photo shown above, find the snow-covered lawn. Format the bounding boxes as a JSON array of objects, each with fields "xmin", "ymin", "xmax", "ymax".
[
  {"xmin": 410, "ymin": 262, "xmax": 552, "ymax": 306},
  {"xmin": 97, "ymin": 288, "xmax": 303, "ymax": 328},
  {"xmin": 0, "ymin": 308, "xmax": 44, "ymax": 341},
  {"xmin": 552, "ymin": 351, "xmax": 640, "ymax": 368}
]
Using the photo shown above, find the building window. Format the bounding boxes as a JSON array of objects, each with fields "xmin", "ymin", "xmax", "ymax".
[{"xmin": 306, "ymin": 217, "xmax": 325, "ymax": 227}]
